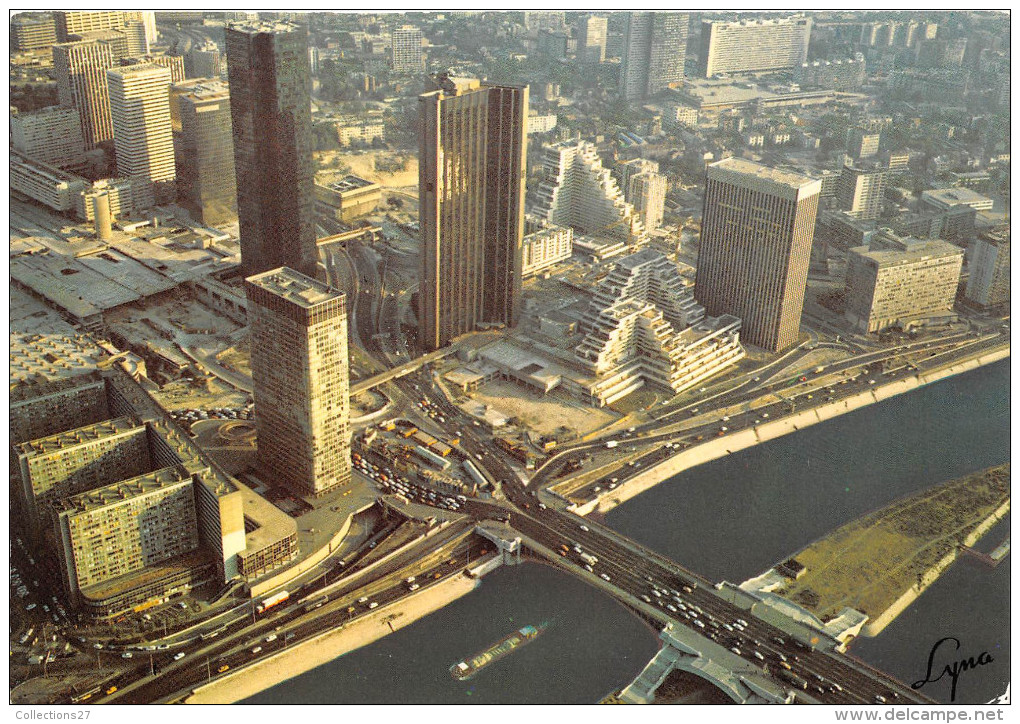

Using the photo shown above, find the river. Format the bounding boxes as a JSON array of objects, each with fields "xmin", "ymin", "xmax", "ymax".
[{"xmin": 245, "ymin": 359, "xmax": 1009, "ymax": 705}]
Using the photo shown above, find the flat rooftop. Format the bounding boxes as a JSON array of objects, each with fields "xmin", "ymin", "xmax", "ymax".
[
  {"xmin": 227, "ymin": 19, "xmax": 303, "ymax": 35},
  {"xmin": 56, "ymin": 466, "xmax": 190, "ymax": 515},
  {"xmin": 11, "ymin": 252, "xmax": 140, "ymax": 319},
  {"xmin": 79, "ymin": 548, "xmax": 215, "ymax": 602},
  {"xmin": 246, "ymin": 267, "xmax": 344, "ymax": 309},
  {"xmin": 15, "ymin": 415, "xmax": 141, "ymax": 457},
  {"xmin": 173, "ymin": 78, "xmax": 230, "ymax": 101},
  {"xmin": 710, "ymin": 157, "xmax": 819, "ymax": 190},
  {"xmin": 852, "ymin": 239, "xmax": 963, "ymax": 267},
  {"xmin": 326, "ymin": 175, "xmax": 381, "ymax": 193},
  {"xmin": 922, "ymin": 187, "xmax": 993, "ymax": 206}
]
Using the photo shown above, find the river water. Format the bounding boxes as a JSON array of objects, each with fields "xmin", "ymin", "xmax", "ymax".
[{"xmin": 246, "ymin": 360, "xmax": 1009, "ymax": 705}]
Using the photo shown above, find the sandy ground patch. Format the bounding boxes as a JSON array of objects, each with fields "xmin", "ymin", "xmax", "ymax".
[{"xmin": 467, "ymin": 379, "xmax": 619, "ymax": 438}]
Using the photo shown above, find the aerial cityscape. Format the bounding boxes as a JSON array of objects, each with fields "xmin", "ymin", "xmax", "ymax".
[{"xmin": 8, "ymin": 9, "xmax": 1010, "ymax": 712}]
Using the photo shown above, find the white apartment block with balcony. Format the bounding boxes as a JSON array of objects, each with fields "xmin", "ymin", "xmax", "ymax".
[
  {"xmin": 11, "ymin": 106, "xmax": 88, "ymax": 170},
  {"xmin": 572, "ymin": 249, "xmax": 744, "ymax": 406},
  {"xmin": 522, "ymin": 217, "xmax": 573, "ymax": 276},
  {"xmin": 531, "ymin": 139, "xmax": 647, "ymax": 246}
]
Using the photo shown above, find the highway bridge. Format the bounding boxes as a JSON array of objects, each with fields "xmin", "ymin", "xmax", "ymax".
[
  {"xmin": 406, "ymin": 372, "xmax": 943, "ymax": 706},
  {"xmin": 472, "ymin": 501, "xmax": 936, "ymax": 705}
]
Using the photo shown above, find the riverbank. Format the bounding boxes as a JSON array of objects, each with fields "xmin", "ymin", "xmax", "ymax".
[
  {"xmin": 185, "ymin": 573, "xmax": 480, "ymax": 704},
  {"xmin": 768, "ymin": 464, "xmax": 1009, "ymax": 637},
  {"xmin": 577, "ymin": 343, "xmax": 1009, "ymax": 516}
]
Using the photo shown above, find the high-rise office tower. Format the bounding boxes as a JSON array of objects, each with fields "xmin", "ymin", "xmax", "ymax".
[
  {"xmin": 174, "ymin": 80, "xmax": 237, "ymax": 225},
  {"xmin": 122, "ymin": 20, "xmax": 149, "ymax": 56},
  {"xmin": 69, "ymin": 29, "xmax": 128, "ymax": 62},
  {"xmin": 245, "ymin": 267, "xmax": 351, "ymax": 497},
  {"xmin": 185, "ymin": 42, "xmax": 222, "ymax": 78},
  {"xmin": 123, "ymin": 10, "xmax": 157, "ymax": 46},
  {"xmin": 419, "ymin": 74, "xmax": 528, "ymax": 352},
  {"xmin": 695, "ymin": 158, "xmax": 820, "ymax": 352},
  {"xmin": 627, "ymin": 171, "xmax": 667, "ymax": 231},
  {"xmin": 699, "ymin": 16, "xmax": 811, "ymax": 77},
  {"xmin": 580, "ymin": 15, "xmax": 608, "ymax": 63},
  {"xmin": 54, "ymin": 10, "xmax": 126, "ymax": 41},
  {"xmin": 226, "ymin": 20, "xmax": 317, "ymax": 279},
  {"xmin": 11, "ymin": 13, "xmax": 57, "ymax": 51},
  {"xmin": 130, "ymin": 54, "xmax": 186, "ymax": 83},
  {"xmin": 107, "ymin": 63, "xmax": 177, "ymax": 209},
  {"xmin": 838, "ymin": 162, "xmax": 886, "ymax": 221},
  {"xmin": 390, "ymin": 25, "xmax": 425, "ymax": 73},
  {"xmin": 965, "ymin": 227, "xmax": 1010, "ymax": 309},
  {"xmin": 619, "ymin": 12, "xmax": 688, "ymax": 101},
  {"xmin": 53, "ymin": 40, "xmax": 115, "ymax": 149}
]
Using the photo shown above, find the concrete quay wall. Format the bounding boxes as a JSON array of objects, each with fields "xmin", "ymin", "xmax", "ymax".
[
  {"xmin": 861, "ymin": 496, "xmax": 1010, "ymax": 638},
  {"xmin": 586, "ymin": 345, "xmax": 1009, "ymax": 516},
  {"xmin": 185, "ymin": 573, "xmax": 480, "ymax": 704}
]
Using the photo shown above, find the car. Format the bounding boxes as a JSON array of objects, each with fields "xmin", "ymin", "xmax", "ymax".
[
  {"xmin": 779, "ymin": 661, "xmax": 792, "ymax": 670},
  {"xmin": 584, "ymin": 565, "xmax": 593, "ymax": 573},
  {"xmin": 579, "ymin": 525, "xmax": 589, "ymax": 532},
  {"xmin": 25, "ymin": 603, "xmax": 36, "ymax": 611},
  {"xmin": 157, "ymin": 644, "xmax": 170, "ymax": 650},
  {"xmin": 599, "ymin": 573, "xmax": 611, "ymax": 582},
  {"xmin": 730, "ymin": 647, "xmax": 741, "ymax": 655},
  {"xmin": 217, "ymin": 665, "xmax": 230, "ymax": 673},
  {"xmin": 265, "ymin": 634, "xmax": 278, "ymax": 643},
  {"xmin": 538, "ymin": 503, "xmax": 547, "ymax": 510},
  {"xmin": 368, "ymin": 602, "xmax": 379, "ymax": 609},
  {"xmin": 251, "ymin": 646, "xmax": 263, "ymax": 654},
  {"xmin": 641, "ymin": 595, "xmax": 652, "ymax": 603},
  {"xmin": 93, "ymin": 643, "xmax": 104, "ymax": 650},
  {"xmin": 357, "ymin": 597, "xmax": 369, "ymax": 604},
  {"xmin": 121, "ymin": 652, "xmax": 133, "ymax": 659},
  {"xmin": 753, "ymin": 651, "xmax": 765, "ymax": 661},
  {"xmin": 736, "ymin": 619, "xmax": 749, "ymax": 627},
  {"xmin": 666, "ymin": 604, "xmax": 677, "ymax": 613},
  {"xmin": 874, "ymin": 695, "xmax": 887, "ymax": 703},
  {"xmin": 694, "ymin": 619, "xmax": 705, "ymax": 629},
  {"xmin": 408, "ymin": 583, "xmax": 420, "ymax": 591},
  {"xmin": 174, "ymin": 652, "xmax": 186, "ymax": 660}
]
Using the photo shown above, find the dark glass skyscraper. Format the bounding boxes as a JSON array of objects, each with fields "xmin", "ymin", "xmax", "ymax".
[
  {"xmin": 418, "ymin": 74, "xmax": 528, "ymax": 351},
  {"xmin": 695, "ymin": 158, "xmax": 821, "ymax": 353},
  {"xmin": 225, "ymin": 20, "xmax": 316, "ymax": 279}
]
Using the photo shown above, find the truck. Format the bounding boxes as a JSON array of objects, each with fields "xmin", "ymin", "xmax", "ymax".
[
  {"xmin": 579, "ymin": 552, "xmax": 599, "ymax": 567},
  {"xmin": 605, "ymin": 441, "xmax": 618, "ymax": 449},
  {"xmin": 256, "ymin": 590, "xmax": 290, "ymax": 614}
]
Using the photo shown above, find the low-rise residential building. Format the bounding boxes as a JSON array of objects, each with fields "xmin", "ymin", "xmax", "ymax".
[
  {"xmin": 10, "ymin": 150, "xmax": 88, "ymax": 214},
  {"xmin": 314, "ymin": 175, "xmax": 382, "ymax": 222},
  {"xmin": 922, "ymin": 187, "xmax": 994, "ymax": 213},
  {"xmin": 10, "ymin": 106, "xmax": 88, "ymax": 170},
  {"xmin": 522, "ymin": 218, "xmax": 573, "ymax": 276},
  {"xmin": 332, "ymin": 117, "xmax": 385, "ymax": 147},
  {"xmin": 844, "ymin": 230, "xmax": 963, "ymax": 333},
  {"xmin": 528, "ymin": 113, "xmax": 558, "ymax": 134}
]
